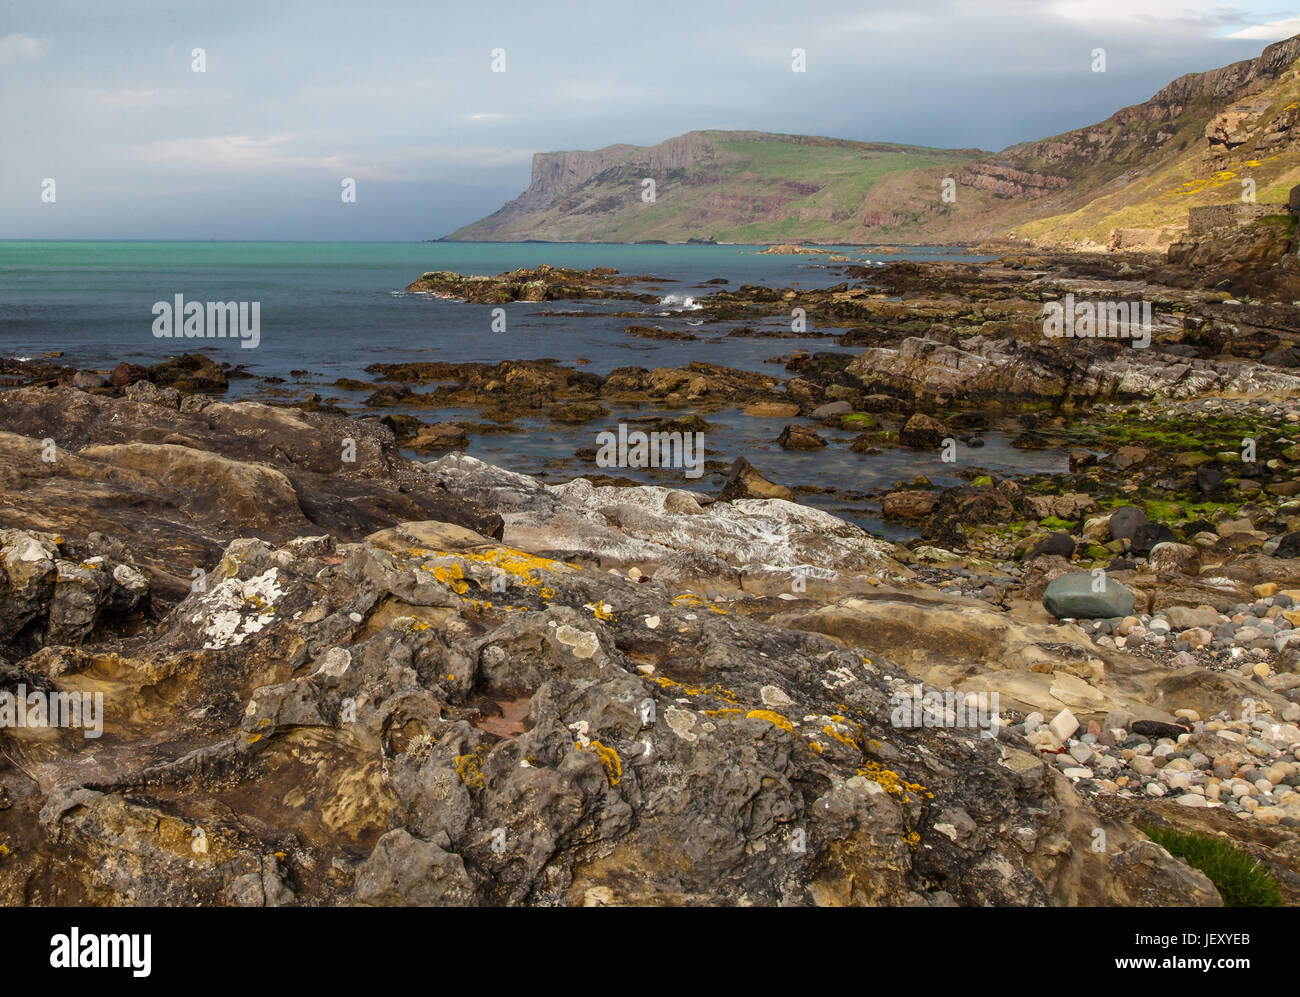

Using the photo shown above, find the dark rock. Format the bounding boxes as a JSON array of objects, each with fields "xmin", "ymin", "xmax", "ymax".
[
  {"xmin": 1274, "ymin": 532, "xmax": 1300, "ymax": 558},
  {"xmin": 1130, "ymin": 522, "xmax": 1178, "ymax": 557},
  {"xmin": 1108, "ymin": 506, "xmax": 1148, "ymax": 542},
  {"xmin": 719, "ymin": 458, "xmax": 793, "ymax": 502},
  {"xmin": 899, "ymin": 413, "xmax": 950, "ymax": 449},
  {"xmin": 108, "ymin": 362, "xmax": 148, "ymax": 388},
  {"xmin": 1196, "ymin": 466, "xmax": 1227, "ymax": 495},
  {"xmin": 1026, "ymin": 532, "xmax": 1076, "ymax": 560},
  {"xmin": 777, "ymin": 424, "xmax": 827, "ymax": 450},
  {"xmin": 149, "ymin": 353, "xmax": 229, "ymax": 393},
  {"xmin": 1131, "ymin": 720, "xmax": 1192, "ymax": 739}
]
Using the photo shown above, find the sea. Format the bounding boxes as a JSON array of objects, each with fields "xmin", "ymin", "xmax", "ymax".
[{"xmin": 0, "ymin": 241, "xmax": 1067, "ymax": 538}]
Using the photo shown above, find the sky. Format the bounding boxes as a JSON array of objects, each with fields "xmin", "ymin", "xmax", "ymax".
[{"xmin": 3, "ymin": 0, "xmax": 1299, "ymax": 241}]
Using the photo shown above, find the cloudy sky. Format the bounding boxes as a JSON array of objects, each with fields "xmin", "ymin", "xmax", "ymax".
[{"xmin": 3, "ymin": 0, "xmax": 1298, "ymax": 240}]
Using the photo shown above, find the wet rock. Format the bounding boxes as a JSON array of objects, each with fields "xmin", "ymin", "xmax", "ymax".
[
  {"xmin": 777, "ymin": 424, "xmax": 827, "ymax": 450},
  {"xmin": 108, "ymin": 362, "xmax": 148, "ymax": 388},
  {"xmin": 148, "ymin": 353, "xmax": 229, "ymax": 393},
  {"xmin": 882, "ymin": 491, "xmax": 939, "ymax": 518},
  {"xmin": 407, "ymin": 423, "xmax": 469, "ymax": 453},
  {"xmin": 899, "ymin": 413, "xmax": 951, "ymax": 449},
  {"xmin": 719, "ymin": 458, "xmax": 795, "ymax": 502},
  {"xmin": 809, "ymin": 401, "xmax": 852, "ymax": 420},
  {"xmin": 744, "ymin": 401, "xmax": 800, "ymax": 418}
]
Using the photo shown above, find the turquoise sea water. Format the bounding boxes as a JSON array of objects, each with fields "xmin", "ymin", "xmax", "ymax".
[{"xmin": 0, "ymin": 241, "xmax": 1063, "ymax": 535}]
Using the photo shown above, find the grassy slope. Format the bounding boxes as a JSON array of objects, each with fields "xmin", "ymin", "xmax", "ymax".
[{"xmin": 447, "ymin": 133, "xmax": 995, "ymax": 243}]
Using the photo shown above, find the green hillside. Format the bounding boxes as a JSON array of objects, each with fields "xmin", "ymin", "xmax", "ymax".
[{"xmin": 446, "ymin": 35, "xmax": 1300, "ymax": 247}]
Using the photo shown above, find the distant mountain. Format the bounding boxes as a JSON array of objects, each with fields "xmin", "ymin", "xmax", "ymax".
[{"xmin": 445, "ymin": 34, "xmax": 1300, "ymax": 247}]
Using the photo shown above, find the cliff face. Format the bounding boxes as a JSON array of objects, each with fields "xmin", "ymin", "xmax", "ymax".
[{"xmin": 447, "ymin": 35, "xmax": 1300, "ymax": 246}]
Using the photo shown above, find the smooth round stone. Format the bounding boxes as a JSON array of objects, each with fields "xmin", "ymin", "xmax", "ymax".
[
  {"xmin": 1175, "ymin": 794, "xmax": 1208, "ymax": 807},
  {"xmin": 1149, "ymin": 619, "xmax": 1172, "ymax": 634},
  {"xmin": 1145, "ymin": 783, "xmax": 1167, "ymax": 797}
]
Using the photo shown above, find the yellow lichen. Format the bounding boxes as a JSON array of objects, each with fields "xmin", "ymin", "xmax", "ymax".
[
  {"xmin": 577, "ymin": 739, "xmax": 622, "ymax": 786},
  {"xmin": 671, "ymin": 593, "xmax": 726, "ymax": 614},
  {"xmin": 857, "ymin": 760, "xmax": 933, "ymax": 803},
  {"xmin": 651, "ymin": 676, "xmax": 738, "ymax": 703},
  {"xmin": 746, "ymin": 710, "xmax": 794, "ymax": 732},
  {"xmin": 432, "ymin": 564, "xmax": 469, "ymax": 595},
  {"xmin": 454, "ymin": 751, "xmax": 486, "ymax": 790},
  {"xmin": 821, "ymin": 724, "xmax": 860, "ymax": 750}
]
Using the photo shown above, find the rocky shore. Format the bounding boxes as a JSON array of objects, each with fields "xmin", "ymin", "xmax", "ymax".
[{"xmin": 3, "ymin": 217, "xmax": 1300, "ymax": 905}]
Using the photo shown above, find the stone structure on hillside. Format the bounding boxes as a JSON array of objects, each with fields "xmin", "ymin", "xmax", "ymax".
[
  {"xmin": 1188, "ymin": 201, "xmax": 1286, "ymax": 235},
  {"xmin": 1107, "ymin": 227, "xmax": 1178, "ymax": 251}
]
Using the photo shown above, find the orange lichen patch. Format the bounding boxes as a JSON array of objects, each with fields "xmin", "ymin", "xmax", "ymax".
[
  {"xmin": 432, "ymin": 564, "xmax": 469, "ymax": 595},
  {"xmin": 410, "ymin": 617, "xmax": 431, "ymax": 632},
  {"xmin": 586, "ymin": 601, "xmax": 617, "ymax": 622},
  {"xmin": 454, "ymin": 750, "xmax": 486, "ymax": 790},
  {"xmin": 671, "ymin": 593, "xmax": 727, "ymax": 615},
  {"xmin": 703, "ymin": 708, "xmax": 745, "ymax": 718},
  {"xmin": 244, "ymin": 732, "xmax": 263, "ymax": 744},
  {"xmin": 746, "ymin": 710, "xmax": 794, "ymax": 732},
  {"xmin": 273, "ymin": 851, "xmax": 287, "ymax": 861},
  {"xmin": 857, "ymin": 761, "xmax": 933, "ymax": 804},
  {"xmin": 651, "ymin": 676, "xmax": 738, "ymax": 704},
  {"xmin": 902, "ymin": 830, "xmax": 921, "ymax": 851},
  {"xmin": 821, "ymin": 725, "xmax": 860, "ymax": 751},
  {"xmin": 0, "ymin": 843, "xmax": 9, "ymax": 858},
  {"xmin": 577, "ymin": 739, "xmax": 622, "ymax": 786}
]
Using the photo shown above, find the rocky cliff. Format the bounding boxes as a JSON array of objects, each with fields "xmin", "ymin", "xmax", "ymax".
[{"xmin": 447, "ymin": 34, "xmax": 1300, "ymax": 247}]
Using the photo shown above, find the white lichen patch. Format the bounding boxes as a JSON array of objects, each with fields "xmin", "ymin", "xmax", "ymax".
[
  {"xmin": 555, "ymin": 624, "xmax": 599, "ymax": 659},
  {"xmin": 760, "ymin": 685, "xmax": 795, "ymax": 708},
  {"xmin": 310, "ymin": 647, "xmax": 351, "ymax": 679},
  {"xmin": 665, "ymin": 706, "xmax": 698, "ymax": 742},
  {"xmin": 197, "ymin": 568, "xmax": 284, "ymax": 649},
  {"xmin": 822, "ymin": 666, "xmax": 857, "ymax": 691}
]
